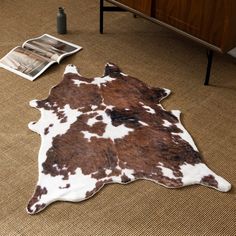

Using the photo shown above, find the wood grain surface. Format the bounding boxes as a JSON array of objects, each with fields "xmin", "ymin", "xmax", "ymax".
[{"xmin": 115, "ymin": 0, "xmax": 236, "ymax": 52}]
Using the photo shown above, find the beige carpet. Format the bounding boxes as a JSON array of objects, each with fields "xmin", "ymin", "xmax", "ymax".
[{"xmin": 0, "ymin": 1, "xmax": 235, "ymax": 235}]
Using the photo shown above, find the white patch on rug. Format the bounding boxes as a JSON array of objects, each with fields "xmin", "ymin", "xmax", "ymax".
[
  {"xmin": 180, "ymin": 163, "xmax": 231, "ymax": 192},
  {"xmin": 171, "ymin": 110, "xmax": 198, "ymax": 151},
  {"xmin": 73, "ymin": 75, "xmax": 116, "ymax": 88}
]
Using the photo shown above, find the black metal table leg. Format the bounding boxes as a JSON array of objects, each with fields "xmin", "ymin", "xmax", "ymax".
[
  {"xmin": 204, "ymin": 49, "xmax": 214, "ymax": 85},
  {"xmin": 99, "ymin": 0, "xmax": 126, "ymax": 34},
  {"xmin": 100, "ymin": 0, "xmax": 104, "ymax": 34}
]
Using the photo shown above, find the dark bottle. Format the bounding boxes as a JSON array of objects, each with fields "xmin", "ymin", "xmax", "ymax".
[{"xmin": 57, "ymin": 7, "xmax": 67, "ymax": 34}]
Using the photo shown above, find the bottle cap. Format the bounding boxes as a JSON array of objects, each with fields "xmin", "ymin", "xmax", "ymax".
[{"xmin": 59, "ymin": 7, "xmax": 64, "ymax": 12}]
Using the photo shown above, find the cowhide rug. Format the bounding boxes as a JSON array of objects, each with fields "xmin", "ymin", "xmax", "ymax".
[{"xmin": 27, "ymin": 63, "xmax": 231, "ymax": 214}]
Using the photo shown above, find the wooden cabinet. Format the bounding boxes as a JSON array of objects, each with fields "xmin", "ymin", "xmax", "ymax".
[
  {"xmin": 112, "ymin": 0, "xmax": 236, "ymax": 53},
  {"xmin": 155, "ymin": 0, "xmax": 236, "ymax": 52},
  {"xmin": 116, "ymin": 0, "xmax": 152, "ymax": 16}
]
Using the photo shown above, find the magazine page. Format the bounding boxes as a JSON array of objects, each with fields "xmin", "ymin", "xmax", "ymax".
[
  {"xmin": 0, "ymin": 46, "xmax": 55, "ymax": 81},
  {"xmin": 23, "ymin": 34, "xmax": 82, "ymax": 63}
]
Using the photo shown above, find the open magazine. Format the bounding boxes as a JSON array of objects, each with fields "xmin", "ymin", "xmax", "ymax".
[{"xmin": 0, "ymin": 34, "xmax": 82, "ymax": 81}]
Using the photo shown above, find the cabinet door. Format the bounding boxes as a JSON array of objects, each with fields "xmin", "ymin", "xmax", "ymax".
[
  {"xmin": 116, "ymin": 0, "xmax": 152, "ymax": 16},
  {"xmin": 155, "ymin": 0, "xmax": 225, "ymax": 48}
]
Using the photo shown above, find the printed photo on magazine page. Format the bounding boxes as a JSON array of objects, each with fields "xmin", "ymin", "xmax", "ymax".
[{"xmin": 0, "ymin": 34, "xmax": 82, "ymax": 81}]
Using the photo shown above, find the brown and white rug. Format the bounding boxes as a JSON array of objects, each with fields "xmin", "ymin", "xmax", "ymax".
[{"xmin": 27, "ymin": 63, "xmax": 231, "ymax": 214}]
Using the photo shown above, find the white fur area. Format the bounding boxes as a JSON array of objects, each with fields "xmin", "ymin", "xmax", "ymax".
[
  {"xmin": 180, "ymin": 163, "xmax": 231, "ymax": 192},
  {"xmin": 28, "ymin": 164, "xmax": 137, "ymax": 214},
  {"xmin": 170, "ymin": 110, "xmax": 198, "ymax": 151},
  {"xmin": 162, "ymin": 119, "xmax": 172, "ymax": 127},
  {"xmin": 65, "ymin": 64, "xmax": 116, "ymax": 88},
  {"xmin": 81, "ymin": 101, "xmax": 134, "ymax": 142},
  {"xmin": 156, "ymin": 162, "xmax": 231, "ymax": 192},
  {"xmin": 139, "ymin": 102, "xmax": 156, "ymax": 114},
  {"xmin": 73, "ymin": 75, "xmax": 116, "ymax": 88},
  {"xmin": 64, "ymin": 64, "xmax": 81, "ymax": 75},
  {"xmin": 138, "ymin": 121, "xmax": 149, "ymax": 126},
  {"xmin": 157, "ymin": 163, "xmax": 178, "ymax": 179},
  {"xmin": 162, "ymin": 88, "xmax": 171, "ymax": 99},
  {"xmin": 28, "ymin": 168, "xmax": 98, "ymax": 214}
]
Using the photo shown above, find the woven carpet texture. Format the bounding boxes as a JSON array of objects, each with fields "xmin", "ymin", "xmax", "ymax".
[{"xmin": 0, "ymin": 0, "xmax": 235, "ymax": 235}]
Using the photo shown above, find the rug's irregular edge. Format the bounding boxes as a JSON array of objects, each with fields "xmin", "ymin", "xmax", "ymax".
[
  {"xmin": 165, "ymin": 110, "xmax": 231, "ymax": 192},
  {"xmin": 26, "ymin": 63, "xmax": 231, "ymax": 215}
]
